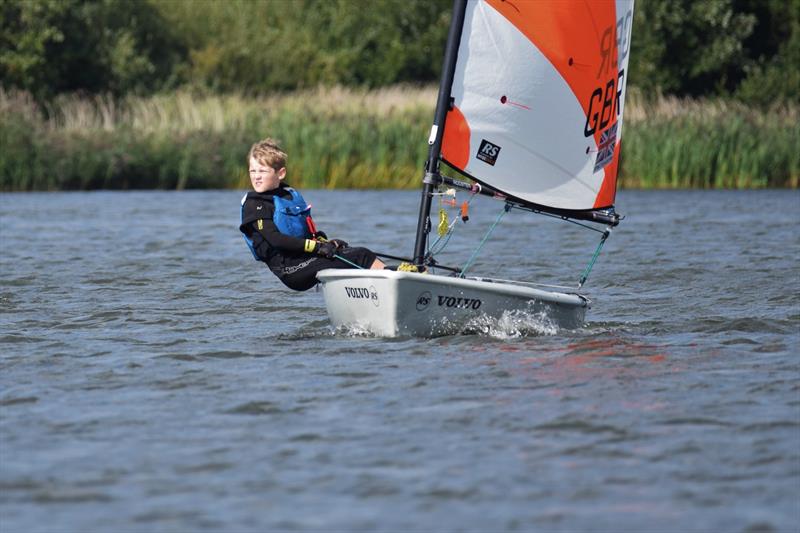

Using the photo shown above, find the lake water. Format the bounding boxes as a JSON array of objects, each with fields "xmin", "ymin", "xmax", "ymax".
[{"xmin": 1, "ymin": 189, "xmax": 798, "ymax": 532}]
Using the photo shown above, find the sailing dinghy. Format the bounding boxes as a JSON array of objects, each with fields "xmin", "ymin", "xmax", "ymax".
[{"xmin": 317, "ymin": 0, "xmax": 635, "ymax": 337}]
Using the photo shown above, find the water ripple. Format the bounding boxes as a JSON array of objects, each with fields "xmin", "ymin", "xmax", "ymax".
[{"xmin": 0, "ymin": 190, "xmax": 797, "ymax": 532}]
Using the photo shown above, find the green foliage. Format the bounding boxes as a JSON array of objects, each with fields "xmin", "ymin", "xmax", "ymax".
[
  {"xmin": 629, "ymin": 0, "xmax": 799, "ymax": 104},
  {"xmin": 620, "ymin": 92, "xmax": 800, "ymax": 188},
  {"xmin": 2, "ymin": 0, "xmax": 798, "ymax": 107},
  {"xmin": 629, "ymin": 0, "xmax": 757, "ymax": 96},
  {"xmin": 735, "ymin": 0, "xmax": 800, "ymax": 106},
  {"xmin": 0, "ymin": 0, "xmax": 184, "ymax": 100},
  {"xmin": 0, "ymin": 88, "xmax": 434, "ymax": 191},
  {"xmin": 1, "ymin": 0, "xmax": 797, "ymax": 195},
  {"xmin": 2, "ymin": 88, "xmax": 797, "ymax": 192},
  {"xmin": 154, "ymin": 0, "xmax": 450, "ymax": 92}
]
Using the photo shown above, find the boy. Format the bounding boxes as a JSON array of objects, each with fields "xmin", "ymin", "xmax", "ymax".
[{"xmin": 239, "ymin": 138, "xmax": 385, "ymax": 291}]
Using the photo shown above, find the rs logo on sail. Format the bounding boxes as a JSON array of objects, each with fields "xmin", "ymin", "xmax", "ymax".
[
  {"xmin": 476, "ymin": 140, "xmax": 501, "ymax": 166},
  {"xmin": 437, "ymin": 296, "xmax": 482, "ymax": 310}
]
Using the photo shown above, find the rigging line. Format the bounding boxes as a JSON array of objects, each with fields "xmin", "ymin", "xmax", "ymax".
[
  {"xmin": 428, "ymin": 213, "xmax": 460, "ymax": 255},
  {"xmin": 578, "ymin": 228, "xmax": 611, "ymax": 288},
  {"xmin": 373, "ymin": 251, "xmax": 414, "ymax": 263},
  {"xmin": 370, "ymin": 250, "xmax": 463, "ymax": 273},
  {"xmin": 373, "ymin": 251, "xmax": 461, "ymax": 273},
  {"xmin": 460, "ymin": 203, "xmax": 511, "ymax": 278},
  {"xmin": 333, "ymin": 254, "xmax": 365, "ymax": 270},
  {"xmin": 427, "ymin": 185, "xmax": 480, "ymax": 257},
  {"xmin": 427, "ymin": 216, "xmax": 455, "ymax": 252}
]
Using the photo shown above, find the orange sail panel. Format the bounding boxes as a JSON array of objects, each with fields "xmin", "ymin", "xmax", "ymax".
[
  {"xmin": 441, "ymin": 105, "xmax": 471, "ymax": 171},
  {"xmin": 440, "ymin": 0, "xmax": 635, "ymax": 211}
]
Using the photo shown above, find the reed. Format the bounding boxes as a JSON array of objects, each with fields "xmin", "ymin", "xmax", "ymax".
[
  {"xmin": 622, "ymin": 90, "xmax": 800, "ymax": 189},
  {"xmin": 1, "ymin": 87, "xmax": 797, "ymax": 191}
]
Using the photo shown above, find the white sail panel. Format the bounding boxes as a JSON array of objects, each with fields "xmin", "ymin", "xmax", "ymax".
[{"xmin": 441, "ymin": 0, "xmax": 635, "ymax": 211}]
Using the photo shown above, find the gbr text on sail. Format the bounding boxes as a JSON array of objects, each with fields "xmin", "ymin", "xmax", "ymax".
[{"xmin": 584, "ymin": 7, "xmax": 633, "ymax": 137}]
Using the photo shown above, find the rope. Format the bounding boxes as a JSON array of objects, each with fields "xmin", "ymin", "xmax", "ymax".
[
  {"xmin": 427, "ymin": 216, "xmax": 458, "ymax": 256},
  {"xmin": 426, "ymin": 187, "xmax": 479, "ymax": 267},
  {"xmin": 373, "ymin": 251, "xmax": 413, "ymax": 263},
  {"xmin": 578, "ymin": 228, "xmax": 611, "ymax": 288},
  {"xmin": 333, "ymin": 254, "xmax": 365, "ymax": 269},
  {"xmin": 459, "ymin": 203, "xmax": 510, "ymax": 278}
]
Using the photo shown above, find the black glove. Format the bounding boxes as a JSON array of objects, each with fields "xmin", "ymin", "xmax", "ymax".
[
  {"xmin": 314, "ymin": 230, "xmax": 328, "ymax": 241},
  {"xmin": 329, "ymin": 239, "xmax": 349, "ymax": 249},
  {"xmin": 316, "ymin": 241, "xmax": 337, "ymax": 259}
]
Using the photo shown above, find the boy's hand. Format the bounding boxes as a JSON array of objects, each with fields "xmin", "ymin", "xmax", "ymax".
[
  {"xmin": 315, "ymin": 241, "xmax": 337, "ymax": 259},
  {"xmin": 329, "ymin": 239, "xmax": 348, "ymax": 249}
]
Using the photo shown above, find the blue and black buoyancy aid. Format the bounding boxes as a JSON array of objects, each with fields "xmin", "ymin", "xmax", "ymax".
[
  {"xmin": 272, "ymin": 187, "xmax": 314, "ymax": 239},
  {"xmin": 240, "ymin": 188, "xmax": 315, "ymax": 261}
]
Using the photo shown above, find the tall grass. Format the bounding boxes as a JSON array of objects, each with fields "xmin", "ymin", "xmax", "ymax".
[
  {"xmin": 0, "ymin": 87, "xmax": 435, "ymax": 191},
  {"xmin": 1, "ymin": 86, "xmax": 797, "ymax": 191},
  {"xmin": 623, "ymin": 90, "xmax": 800, "ymax": 188}
]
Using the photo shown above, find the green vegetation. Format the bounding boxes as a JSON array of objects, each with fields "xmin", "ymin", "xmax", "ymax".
[
  {"xmin": 0, "ymin": 0, "xmax": 451, "ymax": 99},
  {"xmin": 0, "ymin": 87, "xmax": 434, "ymax": 190},
  {"xmin": 2, "ymin": 87, "xmax": 797, "ymax": 191},
  {"xmin": 2, "ymin": 0, "xmax": 798, "ymax": 106},
  {"xmin": 622, "ymin": 91, "xmax": 799, "ymax": 188},
  {"xmin": 1, "ymin": 0, "xmax": 798, "ymax": 190},
  {"xmin": 630, "ymin": 0, "xmax": 799, "ymax": 104}
]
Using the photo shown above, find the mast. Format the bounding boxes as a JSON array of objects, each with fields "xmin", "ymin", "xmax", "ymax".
[{"xmin": 412, "ymin": 0, "xmax": 468, "ymax": 267}]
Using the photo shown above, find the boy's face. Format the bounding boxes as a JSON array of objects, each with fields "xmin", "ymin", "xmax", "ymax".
[{"xmin": 249, "ymin": 156, "xmax": 286, "ymax": 193}]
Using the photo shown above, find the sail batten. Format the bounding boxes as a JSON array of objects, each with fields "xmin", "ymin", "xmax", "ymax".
[{"xmin": 441, "ymin": 0, "xmax": 635, "ymax": 215}]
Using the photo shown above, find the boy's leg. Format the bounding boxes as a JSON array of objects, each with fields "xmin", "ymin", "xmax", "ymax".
[
  {"xmin": 280, "ymin": 247, "xmax": 380, "ymax": 291},
  {"xmin": 335, "ymin": 247, "xmax": 379, "ymax": 270}
]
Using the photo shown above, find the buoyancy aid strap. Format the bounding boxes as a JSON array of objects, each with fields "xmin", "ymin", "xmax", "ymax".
[{"xmin": 306, "ymin": 215, "xmax": 318, "ymax": 237}]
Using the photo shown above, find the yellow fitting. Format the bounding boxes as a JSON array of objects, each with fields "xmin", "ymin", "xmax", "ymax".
[
  {"xmin": 437, "ymin": 208, "xmax": 448, "ymax": 237},
  {"xmin": 397, "ymin": 262, "xmax": 420, "ymax": 272}
]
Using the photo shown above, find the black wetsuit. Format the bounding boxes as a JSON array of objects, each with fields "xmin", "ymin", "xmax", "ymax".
[{"xmin": 239, "ymin": 185, "xmax": 377, "ymax": 291}]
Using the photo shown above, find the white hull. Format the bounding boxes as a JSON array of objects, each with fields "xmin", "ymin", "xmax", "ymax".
[{"xmin": 316, "ymin": 269, "xmax": 589, "ymax": 337}]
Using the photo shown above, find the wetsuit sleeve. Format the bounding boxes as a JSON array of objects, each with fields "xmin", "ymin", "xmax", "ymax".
[{"xmin": 251, "ymin": 217, "xmax": 308, "ymax": 252}]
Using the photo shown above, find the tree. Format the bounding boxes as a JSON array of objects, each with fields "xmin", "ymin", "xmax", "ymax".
[
  {"xmin": 628, "ymin": 0, "xmax": 756, "ymax": 97},
  {"xmin": 735, "ymin": 0, "xmax": 800, "ymax": 105},
  {"xmin": 154, "ymin": 0, "xmax": 451, "ymax": 92},
  {"xmin": 0, "ymin": 0, "xmax": 185, "ymax": 99}
]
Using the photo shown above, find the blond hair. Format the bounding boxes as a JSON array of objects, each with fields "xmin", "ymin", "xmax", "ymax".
[{"xmin": 248, "ymin": 138, "xmax": 287, "ymax": 170}]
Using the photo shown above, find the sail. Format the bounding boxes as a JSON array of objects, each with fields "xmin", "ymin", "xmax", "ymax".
[{"xmin": 441, "ymin": 0, "xmax": 635, "ymax": 212}]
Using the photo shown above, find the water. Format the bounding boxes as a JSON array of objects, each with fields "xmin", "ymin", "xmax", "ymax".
[{"xmin": 1, "ymin": 189, "xmax": 798, "ymax": 532}]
